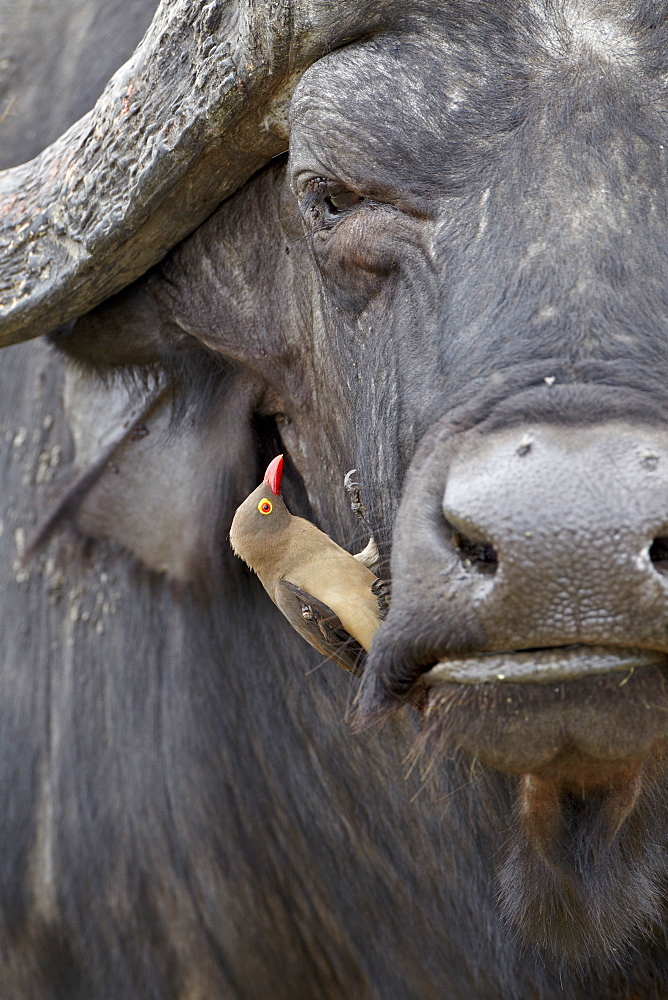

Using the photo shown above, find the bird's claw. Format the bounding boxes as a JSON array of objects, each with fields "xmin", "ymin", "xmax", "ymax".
[
  {"xmin": 344, "ymin": 467, "xmax": 381, "ymax": 567},
  {"xmin": 372, "ymin": 577, "xmax": 391, "ymax": 617},
  {"xmin": 344, "ymin": 469, "xmax": 366, "ymax": 515},
  {"xmin": 344, "ymin": 467, "xmax": 371, "ymax": 522}
]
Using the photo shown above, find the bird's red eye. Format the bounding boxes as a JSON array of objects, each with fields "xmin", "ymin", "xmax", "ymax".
[{"xmin": 258, "ymin": 499, "xmax": 273, "ymax": 515}]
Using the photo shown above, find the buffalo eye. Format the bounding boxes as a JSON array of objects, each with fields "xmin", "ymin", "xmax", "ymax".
[
  {"xmin": 305, "ymin": 177, "xmax": 363, "ymax": 221},
  {"xmin": 326, "ymin": 187, "xmax": 362, "ymax": 212}
]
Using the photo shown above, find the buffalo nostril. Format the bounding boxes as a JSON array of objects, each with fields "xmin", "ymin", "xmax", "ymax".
[
  {"xmin": 649, "ymin": 536, "xmax": 668, "ymax": 575},
  {"xmin": 445, "ymin": 518, "xmax": 498, "ymax": 575}
]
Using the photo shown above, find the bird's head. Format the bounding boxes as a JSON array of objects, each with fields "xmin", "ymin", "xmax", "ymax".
[{"xmin": 229, "ymin": 455, "xmax": 292, "ymax": 569}]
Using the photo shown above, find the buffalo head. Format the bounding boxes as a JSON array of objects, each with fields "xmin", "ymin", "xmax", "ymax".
[{"xmin": 3, "ymin": 0, "xmax": 668, "ymax": 983}]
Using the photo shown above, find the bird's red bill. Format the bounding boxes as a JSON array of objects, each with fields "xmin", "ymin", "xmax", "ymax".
[{"xmin": 263, "ymin": 454, "xmax": 284, "ymax": 496}]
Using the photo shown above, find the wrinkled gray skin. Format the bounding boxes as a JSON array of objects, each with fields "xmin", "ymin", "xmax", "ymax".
[{"xmin": 4, "ymin": 1, "xmax": 668, "ymax": 998}]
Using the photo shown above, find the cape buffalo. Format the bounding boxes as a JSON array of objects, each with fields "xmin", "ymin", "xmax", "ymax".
[{"xmin": 2, "ymin": 1, "xmax": 668, "ymax": 997}]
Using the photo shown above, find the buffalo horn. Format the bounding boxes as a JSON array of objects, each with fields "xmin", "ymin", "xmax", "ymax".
[{"xmin": 0, "ymin": 0, "xmax": 396, "ymax": 347}]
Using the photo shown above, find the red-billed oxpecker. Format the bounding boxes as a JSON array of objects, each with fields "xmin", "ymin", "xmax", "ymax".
[{"xmin": 230, "ymin": 455, "xmax": 385, "ymax": 674}]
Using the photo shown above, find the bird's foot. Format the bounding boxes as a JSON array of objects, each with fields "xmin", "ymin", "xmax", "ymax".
[
  {"xmin": 344, "ymin": 467, "xmax": 378, "ymax": 553},
  {"xmin": 371, "ymin": 577, "xmax": 391, "ymax": 617},
  {"xmin": 344, "ymin": 469, "xmax": 369, "ymax": 521}
]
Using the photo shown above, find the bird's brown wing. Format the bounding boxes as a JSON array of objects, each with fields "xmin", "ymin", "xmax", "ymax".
[{"xmin": 277, "ymin": 580, "xmax": 366, "ymax": 676}]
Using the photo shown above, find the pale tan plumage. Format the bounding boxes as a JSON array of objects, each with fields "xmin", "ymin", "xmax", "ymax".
[{"xmin": 229, "ymin": 456, "xmax": 383, "ymax": 670}]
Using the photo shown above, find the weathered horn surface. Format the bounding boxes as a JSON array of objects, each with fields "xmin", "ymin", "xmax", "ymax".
[{"xmin": 0, "ymin": 0, "xmax": 406, "ymax": 347}]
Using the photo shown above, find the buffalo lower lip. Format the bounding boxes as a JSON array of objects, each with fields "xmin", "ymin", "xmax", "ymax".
[{"xmin": 423, "ymin": 646, "xmax": 668, "ymax": 685}]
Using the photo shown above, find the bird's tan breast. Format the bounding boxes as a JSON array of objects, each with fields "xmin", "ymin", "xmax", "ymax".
[{"xmin": 279, "ymin": 520, "xmax": 381, "ymax": 650}]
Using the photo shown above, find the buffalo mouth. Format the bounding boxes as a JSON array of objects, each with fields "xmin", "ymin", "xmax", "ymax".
[
  {"xmin": 422, "ymin": 643, "xmax": 668, "ymax": 686},
  {"xmin": 412, "ymin": 648, "xmax": 668, "ymax": 863},
  {"xmin": 413, "ymin": 646, "xmax": 668, "ymax": 774},
  {"xmin": 401, "ymin": 651, "xmax": 668, "ymax": 962},
  {"xmin": 365, "ymin": 640, "xmax": 668, "ymax": 855}
]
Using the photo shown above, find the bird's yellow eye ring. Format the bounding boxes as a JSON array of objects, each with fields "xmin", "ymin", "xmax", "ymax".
[{"xmin": 258, "ymin": 498, "xmax": 273, "ymax": 515}]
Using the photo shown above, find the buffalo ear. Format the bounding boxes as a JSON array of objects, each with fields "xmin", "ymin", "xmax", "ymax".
[{"xmin": 30, "ymin": 361, "xmax": 261, "ymax": 587}]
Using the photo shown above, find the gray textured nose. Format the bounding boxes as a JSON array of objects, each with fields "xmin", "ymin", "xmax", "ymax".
[{"xmin": 443, "ymin": 422, "xmax": 668, "ymax": 651}]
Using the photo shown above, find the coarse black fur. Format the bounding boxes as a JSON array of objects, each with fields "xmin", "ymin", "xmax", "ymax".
[
  {"xmin": 6, "ymin": 1, "xmax": 668, "ymax": 998},
  {"xmin": 407, "ymin": 671, "xmax": 668, "ymax": 970}
]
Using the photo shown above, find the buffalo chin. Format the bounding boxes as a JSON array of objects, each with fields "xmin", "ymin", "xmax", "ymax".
[
  {"xmin": 413, "ymin": 667, "xmax": 668, "ymax": 966},
  {"xmin": 497, "ymin": 754, "xmax": 668, "ymax": 967}
]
